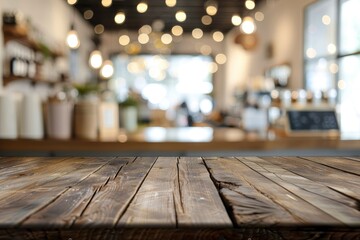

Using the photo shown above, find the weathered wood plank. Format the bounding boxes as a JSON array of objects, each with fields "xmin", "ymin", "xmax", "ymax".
[
  {"xmin": 74, "ymin": 157, "xmax": 158, "ymax": 228},
  {"xmin": 117, "ymin": 157, "xmax": 177, "ymax": 227},
  {"xmin": 175, "ymin": 157, "xmax": 232, "ymax": 227},
  {"xmin": 204, "ymin": 157, "xmax": 299, "ymax": 226},
  {"xmin": 303, "ymin": 157, "xmax": 360, "ymax": 176},
  {"xmin": 239, "ymin": 157, "xmax": 360, "ymax": 226},
  {"xmin": 20, "ymin": 157, "xmax": 131, "ymax": 228},
  {"xmin": 262, "ymin": 156, "xmax": 360, "ymax": 200},
  {"xmin": 0, "ymin": 158, "xmax": 113, "ymax": 226},
  {"xmin": 204, "ymin": 157, "xmax": 341, "ymax": 225}
]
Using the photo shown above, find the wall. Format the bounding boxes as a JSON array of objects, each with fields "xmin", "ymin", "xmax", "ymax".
[
  {"xmin": 0, "ymin": 0, "xmax": 93, "ymax": 95},
  {"xmin": 224, "ymin": 0, "xmax": 316, "ymax": 108}
]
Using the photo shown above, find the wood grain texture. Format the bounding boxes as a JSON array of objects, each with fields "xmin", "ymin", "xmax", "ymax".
[
  {"xmin": 262, "ymin": 156, "xmax": 360, "ymax": 200},
  {"xmin": 303, "ymin": 157, "xmax": 360, "ymax": 176},
  {"xmin": 204, "ymin": 157, "xmax": 342, "ymax": 225},
  {"xmin": 117, "ymin": 157, "xmax": 177, "ymax": 227},
  {"xmin": 175, "ymin": 157, "xmax": 232, "ymax": 227},
  {"xmin": 0, "ymin": 157, "xmax": 112, "ymax": 227},
  {"xmin": 204, "ymin": 157, "xmax": 300, "ymax": 226},
  {"xmin": 239, "ymin": 157, "xmax": 360, "ymax": 226},
  {"xmin": 74, "ymin": 157, "xmax": 157, "ymax": 228},
  {"xmin": 21, "ymin": 157, "xmax": 130, "ymax": 228}
]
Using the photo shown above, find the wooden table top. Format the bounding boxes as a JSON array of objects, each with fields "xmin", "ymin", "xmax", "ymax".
[{"xmin": 0, "ymin": 156, "xmax": 359, "ymax": 239}]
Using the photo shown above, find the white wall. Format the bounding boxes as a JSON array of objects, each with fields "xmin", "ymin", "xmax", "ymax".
[
  {"xmin": 0, "ymin": 0, "xmax": 93, "ymax": 94},
  {"xmin": 224, "ymin": 0, "xmax": 316, "ymax": 108}
]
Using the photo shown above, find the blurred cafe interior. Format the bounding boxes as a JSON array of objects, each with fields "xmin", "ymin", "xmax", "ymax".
[{"xmin": 0, "ymin": 0, "xmax": 360, "ymax": 156}]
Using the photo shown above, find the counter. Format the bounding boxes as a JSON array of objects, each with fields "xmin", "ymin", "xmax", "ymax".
[{"xmin": 1, "ymin": 127, "xmax": 360, "ymax": 156}]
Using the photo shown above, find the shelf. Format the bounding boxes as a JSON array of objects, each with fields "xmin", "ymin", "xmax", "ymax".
[{"xmin": 3, "ymin": 75, "xmax": 57, "ymax": 86}]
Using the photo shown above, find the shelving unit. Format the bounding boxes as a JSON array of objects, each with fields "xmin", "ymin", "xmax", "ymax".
[{"xmin": 2, "ymin": 24, "xmax": 63, "ymax": 86}]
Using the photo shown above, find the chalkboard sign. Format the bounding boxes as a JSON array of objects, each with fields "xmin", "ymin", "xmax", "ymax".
[{"xmin": 285, "ymin": 108, "xmax": 340, "ymax": 136}]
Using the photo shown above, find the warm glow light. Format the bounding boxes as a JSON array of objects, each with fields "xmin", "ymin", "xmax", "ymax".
[
  {"xmin": 306, "ymin": 48, "xmax": 317, "ymax": 58},
  {"xmin": 67, "ymin": 0, "xmax": 77, "ymax": 5},
  {"xmin": 119, "ymin": 35, "xmax": 130, "ymax": 46},
  {"xmin": 322, "ymin": 15, "xmax": 331, "ymax": 25},
  {"xmin": 161, "ymin": 33, "xmax": 173, "ymax": 44},
  {"xmin": 139, "ymin": 25, "xmax": 152, "ymax": 34},
  {"xmin": 100, "ymin": 60, "xmax": 114, "ymax": 78},
  {"xmin": 215, "ymin": 53, "xmax": 227, "ymax": 65},
  {"xmin": 338, "ymin": 79, "xmax": 346, "ymax": 89},
  {"xmin": 84, "ymin": 10, "xmax": 94, "ymax": 20},
  {"xmin": 327, "ymin": 43, "xmax": 337, "ymax": 54},
  {"xmin": 212, "ymin": 31, "xmax": 224, "ymax": 42},
  {"xmin": 175, "ymin": 11, "xmax": 186, "ymax": 22},
  {"xmin": 138, "ymin": 33, "xmax": 150, "ymax": 44},
  {"xmin": 201, "ymin": 15, "xmax": 212, "ymax": 25},
  {"xmin": 245, "ymin": 0, "xmax": 255, "ymax": 10},
  {"xmin": 231, "ymin": 14, "xmax": 242, "ymax": 26},
  {"xmin": 66, "ymin": 30, "xmax": 80, "ymax": 49},
  {"xmin": 255, "ymin": 11, "xmax": 264, "ymax": 21},
  {"xmin": 94, "ymin": 24, "xmax": 104, "ymax": 34},
  {"xmin": 241, "ymin": 17, "xmax": 256, "ymax": 34},
  {"xmin": 329, "ymin": 63, "xmax": 339, "ymax": 74},
  {"xmin": 200, "ymin": 45, "xmax": 212, "ymax": 55},
  {"xmin": 115, "ymin": 11, "xmax": 126, "ymax": 24},
  {"xmin": 89, "ymin": 50, "xmax": 103, "ymax": 69},
  {"xmin": 137, "ymin": 2, "xmax": 148, "ymax": 13},
  {"xmin": 205, "ymin": 0, "xmax": 218, "ymax": 16},
  {"xmin": 171, "ymin": 25, "xmax": 183, "ymax": 36},
  {"xmin": 192, "ymin": 28, "xmax": 203, "ymax": 39},
  {"xmin": 165, "ymin": 0, "xmax": 176, "ymax": 7},
  {"xmin": 101, "ymin": 0, "xmax": 112, "ymax": 7},
  {"xmin": 209, "ymin": 62, "xmax": 218, "ymax": 73}
]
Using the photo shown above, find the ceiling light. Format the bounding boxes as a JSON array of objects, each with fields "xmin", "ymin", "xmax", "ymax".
[
  {"xmin": 89, "ymin": 50, "xmax": 103, "ymax": 69},
  {"xmin": 100, "ymin": 60, "xmax": 114, "ymax": 79},
  {"xmin": 245, "ymin": 0, "xmax": 255, "ymax": 10},
  {"xmin": 165, "ymin": 0, "xmax": 176, "ymax": 7},
  {"xmin": 201, "ymin": 15, "xmax": 212, "ymax": 25},
  {"xmin": 215, "ymin": 54, "xmax": 227, "ymax": 65},
  {"xmin": 137, "ymin": 2, "xmax": 148, "ymax": 13},
  {"xmin": 209, "ymin": 62, "xmax": 218, "ymax": 73},
  {"xmin": 94, "ymin": 24, "xmax": 104, "ymax": 34},
  {"xmin": 322, "ymin": 15, "xmax": 331, "ymax": 25},
  {"xmin": 161, "ymin": 33, "xmax": 173, "ymax": 44},
  {"xmin": 84, "ymin": 10, "xmax": 94, "ymax": 20},
  {"xmin": 138, "ymin": 33, "xmax": 150, "ymax": 44},
  {"xmin": 67, "ymin": 0, "xmax": 77, "ymax": 5},
  {"xmin": 240, "ymin": 16, "xmax": 256, "ymax": 34},
  {"xmin": 205, "ymin": 0, "xmax": 218, "ymax": 16},
  {"xmin": 66, "ymin": 25, "xmax": 80, "ymax": 49},
  {"xmin": 212, "ymin": 31, "xmax": 224, "ymax": 42},
  {"xmin": 231, "ymin": 14, "xmax": 242, "ymax": 26},
  {"xmin": 101, "ymin": 0, "xmax": 112, "ymax": 7},
  {"xmin": 139, "ymin": 25, "xmax": 152, "ymax": 34},
  {"xmin": 171, "ymin": 25, "xmax": 183, "ymax": 36},
  {"xmin": 115, "ymin": 11, "xmax": 126, "ymax": 24},
  {"xmin": 175, "ymin": 11, "xmax": 186, "ymax": 22},
  {"xmin": 192, "ymin": 28, "xmax": 203, "ymax": 39},
  {"xmin": 255, "ymin": 11, "xmax": 264, "ymax": 21},
  {"xmin": 119, "ymin": 35, "xmax": 130, "ymax": 46}
]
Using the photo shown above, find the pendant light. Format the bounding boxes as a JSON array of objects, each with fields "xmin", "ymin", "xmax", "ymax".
[{"xmin": 66, "ymin": 23, "xmax": 80, "ymax": 49}]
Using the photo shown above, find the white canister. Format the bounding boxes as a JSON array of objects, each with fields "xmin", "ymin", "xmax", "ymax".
[
  {"xmin": 46, "ymin": 101, "xmax": 74, "ymax": 140},
  {"xmin": 0, "ymin": 93, "xmax": 18, "ymax": 139},
  {"xmin": 19, "ymin": 92, "xmax": 44, "ymax": 139},
  {"xmin": 98, "ymin": 102, "xmax": 119, "ymax": 141}
]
